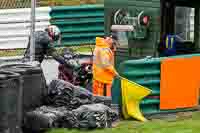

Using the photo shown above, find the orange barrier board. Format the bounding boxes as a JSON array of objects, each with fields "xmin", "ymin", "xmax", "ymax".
[{"xmin": 160, "ymin": 57, "xmax": 200, "ymax": 110}]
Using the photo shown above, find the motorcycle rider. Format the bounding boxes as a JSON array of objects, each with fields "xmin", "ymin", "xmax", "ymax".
[
  {"xmin": 92, "ymin": 33, "xmax": 119, "ymax": 97},
  {"xmin": 23, "ymin": 25, "xmax": 65, "ymax": 64}
]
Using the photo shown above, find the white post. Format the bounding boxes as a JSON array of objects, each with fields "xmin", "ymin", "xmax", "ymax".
[{"xmin": 30, "ymin": 0, "xmax": 36, "ymax": 62}]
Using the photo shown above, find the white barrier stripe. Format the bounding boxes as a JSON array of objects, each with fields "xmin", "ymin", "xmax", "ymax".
[{"xmin": 0, "ymin": 7, "xmax": 51, "ymax": 49}]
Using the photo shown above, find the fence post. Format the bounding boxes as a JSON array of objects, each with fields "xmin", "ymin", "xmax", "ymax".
[{"xmin": 30, "ymin": 0, "xmax": 36, "ymax": 62}]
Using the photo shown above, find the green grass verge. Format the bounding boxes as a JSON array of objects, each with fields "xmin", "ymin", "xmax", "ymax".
[
  {"xmin": 74, "ymin": 46, "xmax": 94, "ymax": 53},
  {"xmin": 0, "ymin": 49, "xmax": 25, "ymax": 57},
  {"xmin": 0, "ymin": 46, "xmax": 94, "ymax": 57},
  {"xmin": 47, "ymin": 111, "xmax": 200, "ymax": 133}
]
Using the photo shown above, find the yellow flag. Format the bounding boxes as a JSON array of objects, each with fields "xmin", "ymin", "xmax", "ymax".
[{"xmin": 121, "ymin": 77, "xmax": 152, "ymax": 122}]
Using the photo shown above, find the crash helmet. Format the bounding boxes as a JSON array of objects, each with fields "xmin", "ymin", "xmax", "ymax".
[{"xmin": 47, "ymin": 25, "xmax": 61, "ymax": 41}]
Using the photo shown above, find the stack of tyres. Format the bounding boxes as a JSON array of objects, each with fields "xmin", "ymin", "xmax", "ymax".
[
  {"xmin": 0, "ymin": 70, "xmax": 22, "ymax": 133},
  {"xmin": 0, "ymin": 64, "xmax": 47, "ymax": 114},
  {"xmin": 12, "ymin": 65, "xmax": 46, "ymax": 112}
]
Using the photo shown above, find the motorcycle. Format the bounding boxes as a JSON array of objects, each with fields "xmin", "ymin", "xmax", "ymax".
[{"xmin": 57, "ymin": 48, "xmax": 93, "ymax": 91}]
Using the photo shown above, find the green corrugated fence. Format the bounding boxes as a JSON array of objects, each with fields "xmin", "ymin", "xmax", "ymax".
[
  {"xmin": 116, "ymin": 57, "xmax": 161, "ymax": 115},
  {"xmin": 50, "ymin": 4, "xmax": 104, "ymax": 46},
  {"xmin": 112, "ymin": 54, "xmax": 200, "ymax": 115}
]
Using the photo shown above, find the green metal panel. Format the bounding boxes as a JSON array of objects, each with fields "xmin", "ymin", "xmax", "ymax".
[
  {"xmin": 104, "ymin": 0, "xmax": 128, "ymax": 35},
  {"xmin": 114, "ymin": 47, "xmax": 131, "ymax": 71},
  {"xmin": 105, "ymin": 0, "xmax": 161, "ymax": 58},
  {"xmin": 50, "ymin": 5, "xmax": 104, "ymax": 46},
  {"xmin": 127, "ymin": 0, "xmax": 161, "ymax": 56},
  {"xmin": 105, "ymin": 0, "xmax": 128, "ymax": 8},
  {"xmin": 128, "ymin": 0, "xmax": 160, "ymax": 8}
]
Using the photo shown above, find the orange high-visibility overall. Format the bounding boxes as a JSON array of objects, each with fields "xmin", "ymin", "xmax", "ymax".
[{"xmin": 92, "ymin": 37, "xmax": 117, "ymax": 96}]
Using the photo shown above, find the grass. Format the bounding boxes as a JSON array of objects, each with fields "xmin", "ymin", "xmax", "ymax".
[
  {"xmin": 74, "ymin": 45, "xmax": 94, "ymax": 53},
  {"xmin": 0, "ymin": 46, "xmax": 94, "ymax": 57},
  {"xmin": 0, "ymin": 49, "xmax": 25, "ymax": 57},
  {"xmin": 46, "ymin": 111, "xmax": 200, "ymax": 133}
]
